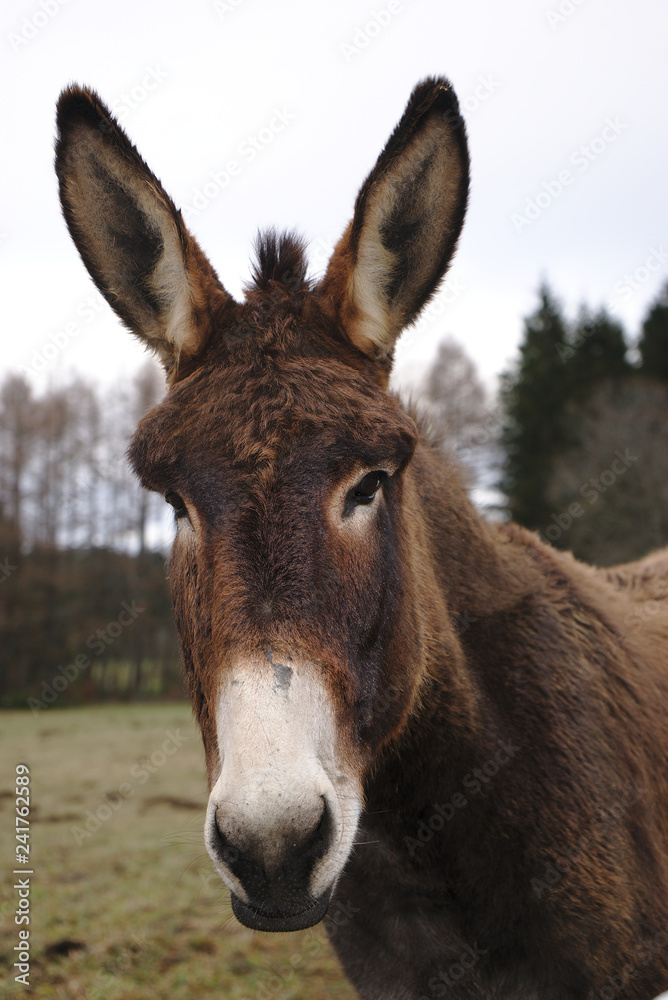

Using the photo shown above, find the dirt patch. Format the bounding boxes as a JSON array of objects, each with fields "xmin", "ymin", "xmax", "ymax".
[
  {"xmin": 141, "ymin": 795, "xmax": 200, "ymax": 811},
  {"xmin": 45, "ymin": 939, "xmax": 87, "ymax": 958}
]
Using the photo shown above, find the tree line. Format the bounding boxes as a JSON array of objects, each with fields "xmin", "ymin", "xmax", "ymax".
[
  {"xmin": 499, "ymin": 281, "xmax": 668, "ymax": 564},
  {"xmin": 1, "ymin": 280, "xmax": 666, "ymax": 705},
  {"xmin": 0, "ymin": 363, "xmax": 182, "ymax": 706},
  {"xmin": 0, "ymin": 363, "xmax": 167, "ymax": 553}
]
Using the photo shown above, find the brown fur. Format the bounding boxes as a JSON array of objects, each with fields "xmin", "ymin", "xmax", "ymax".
[{"xmin": 56, "ymin": 79, "xmax": 668, "ymax": 999}]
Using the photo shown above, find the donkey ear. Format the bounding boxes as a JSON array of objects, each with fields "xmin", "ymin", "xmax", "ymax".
[
  {"xmin": 55, "ymin": 85, "xmax": 236, "ymax": 377},
  {"xmin": 319, "ymin": 77, "xmax": 469, "ymax": 359}
]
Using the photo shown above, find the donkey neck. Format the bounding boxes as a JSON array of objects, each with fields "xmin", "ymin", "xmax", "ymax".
[
  {"xmin": 411, "ymin": 440, "xmax": 534, "ymax": 632},
  {"xmin": 375, "ymin": 442, "xmax": 539, "ymax": 796}
]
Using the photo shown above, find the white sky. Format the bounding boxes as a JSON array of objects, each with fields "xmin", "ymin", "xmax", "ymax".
[{"xmin": 1, "ymin": 0, "xmax": 667, "ymax": 398}]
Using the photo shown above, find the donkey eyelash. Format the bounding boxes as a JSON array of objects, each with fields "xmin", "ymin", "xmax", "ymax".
[
  {"xmin": 165, "ymin": 490, "xmax": 188, "ymax": 519},
  {"xmin": 342, "ymin": 470, "xmax": 387, "ymax": 518},
  {"xmin": 352, "ymin": 470, "xmax": 386, "ymax": 504}
]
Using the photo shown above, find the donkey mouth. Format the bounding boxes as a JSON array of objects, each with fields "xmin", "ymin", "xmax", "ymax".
[{"xmin": 230, "ymin": 889, "xmax": 331, "ymax": 932}]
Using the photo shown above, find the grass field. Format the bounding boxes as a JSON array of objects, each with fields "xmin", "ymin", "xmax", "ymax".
[{"xmin": 0, "ymin": 704, "xmax": 357, "ymax": 999}]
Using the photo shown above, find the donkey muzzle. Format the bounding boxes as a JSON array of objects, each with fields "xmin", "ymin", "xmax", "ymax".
[
  {"xmin": 231, "ymin": 890, "xmax": 332, "ymax": 933},
  {"xmin": 209, "ymin": 791, "xmax": 335, "ymax": 931},
  {"xmin": 205, "ymin": 656, "xmax": 362, "ymax": 931}
]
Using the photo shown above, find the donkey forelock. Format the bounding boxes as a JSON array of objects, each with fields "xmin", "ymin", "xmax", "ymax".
[{"xmin": 247, "ymin": 229, "xmax": 312, "ymax": 294}]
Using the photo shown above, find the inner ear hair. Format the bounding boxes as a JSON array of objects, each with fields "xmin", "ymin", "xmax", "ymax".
[
  {"xmin": 319, "ymin": 78, "xmax": 470, "ymax": 360},
  {"xmin": 55, "ymin": 85, "xmax": 233, "ymax": 376}
]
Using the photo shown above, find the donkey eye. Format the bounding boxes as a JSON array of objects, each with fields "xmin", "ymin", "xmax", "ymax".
[
  {"xmin": 165, "ymin": 491, "xmax": 188, "ymax": 519},
  {"xmin": 352, "ymin": 471, "xmax": 384, "ymax": 505}
]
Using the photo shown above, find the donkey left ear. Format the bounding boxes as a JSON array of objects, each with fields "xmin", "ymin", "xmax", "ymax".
[
  {"xmin": 55, "ymin": 85, "xmax": 237, "ymax": 378},
  {"xmin": 318, "ymin": 78, "xmax": 469, "ymax": 360}
]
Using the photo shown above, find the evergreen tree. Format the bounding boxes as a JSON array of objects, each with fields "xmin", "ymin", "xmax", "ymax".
[
  {"xmin": 638, "ymin": 282, "xmax": 668, "ymax": 381},
  {"xmin": 499, "ymin": 285, "xmax": 571, "ymax": 529},
  {"xmin": 545, "ymin": 377, "xmax": 668, "ymax": 565},
  {"xmin": 565, "ymin": 308, "xmax": 630, "ymax": 402}
]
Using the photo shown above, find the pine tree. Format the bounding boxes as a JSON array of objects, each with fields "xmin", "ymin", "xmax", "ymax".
[
  {"xmin": 500, "ymin": 285, "xmax": 571, "ymax": 529},
  {"xmin": 638, "ymin": 282, "xmax": 668, "ymax": 381},
  {"xmin": 565, "ymin": 308, "xmax": 630, "ymax": 401}
]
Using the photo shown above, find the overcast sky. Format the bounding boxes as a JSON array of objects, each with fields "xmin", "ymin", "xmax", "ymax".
[{"xmin": 1, "ymin": 0, "xmax": 666, "ymax": 398}]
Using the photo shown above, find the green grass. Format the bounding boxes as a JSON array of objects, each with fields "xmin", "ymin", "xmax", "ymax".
[{"xmin": 0, "ymin": 705, "xmax": 357, "ymax": 999}]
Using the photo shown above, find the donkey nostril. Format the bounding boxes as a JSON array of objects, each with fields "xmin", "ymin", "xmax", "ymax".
[
  {"xmin": 212, "ymin": 811, "xmax": 241, "ymax": 867},
  {"xmin": 302, "ymin": 797, "xmax": 334, "ymax": 866},
  {"xmin": 210, "ymin": 795, "xmax": 336, "ymax": 902}
]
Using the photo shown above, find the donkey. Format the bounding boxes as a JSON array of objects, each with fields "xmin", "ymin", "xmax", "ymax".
[{"xmin": 55, "ymin": 78, "xmax": 668, "ymax": 999}]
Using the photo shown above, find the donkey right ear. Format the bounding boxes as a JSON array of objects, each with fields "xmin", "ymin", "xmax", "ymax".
[
  {"xmin": 319, "ymin": 78, "xmax": 469, "ymax": 361},
  {"xmin": 55, "ymin": 85, "xmax": 236, "ymax": 377}
]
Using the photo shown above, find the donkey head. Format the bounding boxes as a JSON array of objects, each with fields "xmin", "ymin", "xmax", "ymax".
[{"xmin": 56, "ymin": 79, "xmax": 469, "ymax": 931}]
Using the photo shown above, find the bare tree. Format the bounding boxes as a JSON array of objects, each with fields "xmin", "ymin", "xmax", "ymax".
[
  {"xmin": 414, "ymin": 338, "xmax": 504, "ymax": 513},
  {"xmin": 131, "ymin": 361, "xmax": 166, "ymax": 553},
  {"xmin": 0, "ymin": 368, "xmax": 168, "ymax": 554},
  {"xmin": 421, "ymin": 338, "xmax": 489, "ymax": 452},
  {"xmin": 0, "ymin": 375, "xmax": 35, "ymax": 543}
]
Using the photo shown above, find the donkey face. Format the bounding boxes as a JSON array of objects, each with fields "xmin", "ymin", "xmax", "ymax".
[{"xmin": 56, "ymin": 79, "xmax": 469, "ymax": 932}]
